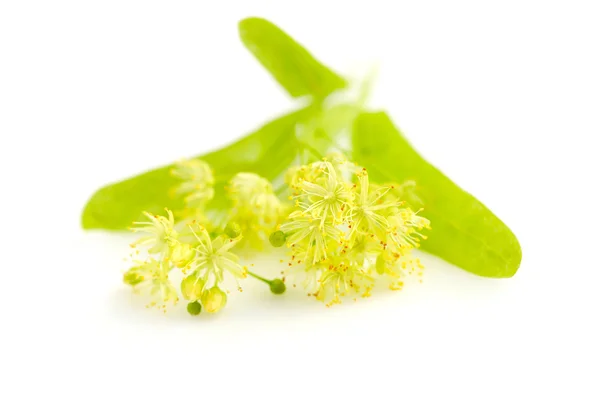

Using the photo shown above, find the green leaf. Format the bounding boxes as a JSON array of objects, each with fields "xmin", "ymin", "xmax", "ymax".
[
  {"xmin": 352, "ymin": 111, "xmax": 522, "ymax": 277},
  {"xmin": 82, "ymin": 107, "xmax": 313, "ymax": 230},
  {"xmin": 238, "ymin": 17, "xmax": 347, "ymax": 99}
]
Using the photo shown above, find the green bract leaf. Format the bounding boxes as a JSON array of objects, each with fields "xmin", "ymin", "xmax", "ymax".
[
  {"xmin": 238, "ymin": 17, "xmax": 346, "ymax": 99},
  {"xmin": 352, "ymin": 111, "xmax": 522, "ymax": 278},
  {"xmin": 82, "ymin": 108, "xmax": 312, "ymax": 230}
]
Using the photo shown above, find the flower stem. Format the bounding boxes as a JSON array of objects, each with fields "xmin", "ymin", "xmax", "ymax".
[
  {"xmin": 246, "ymin": 269, "xmax": 271, "ymax": 284},
  {"xmin": 246, "ymin": 270, "xmax": 287, "ymax": 295}
]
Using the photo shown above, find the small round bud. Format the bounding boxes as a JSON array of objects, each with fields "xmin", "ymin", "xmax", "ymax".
[
  {"xmin": 201, "ymin": 286, "xmax": 228, "ymax": 313},
  {"xmin": 269, "ymin": 279, "xmax": 286, "ymax": 295},
  {"xmin": 187, "ymin": 301, "xmax": 202, "ymax": 316},
  {"xmin": 123, "ymin": 270, "xmax": 143, "ymax": 286},
  {"xmin": 181, "ymin": 273, "xmax": 205, "ymax": 301},
  {"xmin": 224, "ymin": 222, "xmax": 242, "ymax": 238},
  {"xmin": 269, "ymin": 230, "xmax": 286, "ymax": 247}
]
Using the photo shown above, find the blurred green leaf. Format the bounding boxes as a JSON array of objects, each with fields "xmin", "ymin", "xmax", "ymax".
[
  {"xmin": 352, "ymin": 111, "xmax": 522, "ymax": 277},
  {"xmin": 84, "ymin": 17, "xmax": 522, "ymax": 281},
  {"xmin": 239, "ymin": 17, "xmax": 346, "ymax": 99},
  {"xmin": 82, "ymin": 107, "xmax": 312, "ymax": 230}
]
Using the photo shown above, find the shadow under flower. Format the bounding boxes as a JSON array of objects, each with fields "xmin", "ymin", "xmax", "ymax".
[{"xmin": 108, "ymin": 246, "xmax": 514, "ymax": 330}]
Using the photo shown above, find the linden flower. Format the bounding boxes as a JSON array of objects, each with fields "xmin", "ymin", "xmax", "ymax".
[
  {"xmin": 295, "ymin": 161, "xmax": 352, "ymax": 225},
  {"xmin": 171, "ymin": 159, "xmax": 215, "ymax": 208},
  {"xmin": 325, "ymin": 151, "xmax": 355, "ymax": 181},
  {"xmin": 280, "ymin": 211, "xmax": 342, "ymax": 265},
  {"xmin": 285, "ymin": 165, "xmax": 306, "ymax": 188},
  {"xmin": 285, "ymin": 163, "xmax": 324, "ymax": 189},
  {"xmin": 286, "ymin": 157, "xmax": 347, "ymax": 191},
  {"xmin": 130, "ymin": 209, "xmax": 178, "ymax": 254},
  {"xmin": 228, "ymin": 172, "xmax": 271, "ymax": 200},
  {"xmin": 316, "ymin": 257, "xmax": 374, "ymax": 306},
  {"xmin": 187, "ymin": 223, "xmax": 247, "ymax": 284},
  {"xmin": 343, "ymin": 234, "xmax": 382, "ymax": 268},
  {"xmin": 288, "ymin": 255, "xmax": 321, "ymax": 292},
  {"xmin": 227, "ymin": 172, "xmax": 286, "ymax": 248},
  {"xmin": 375, "ymin": 252, "xmax": 425, "ymax": 290},
  {"xmin": 229, "ymin": 173, "xmax": 284, "ymax": 219},
  {"xmin": 388, "ymin": 208, "xmax": 431, "ymax": 252},
  {"xmin": 123, "ymin": 259, "xmax": 179, "ymax": 311},
  {"xmin": 347, "ymin": 169, "xmax": 400, "ymax": 242}
]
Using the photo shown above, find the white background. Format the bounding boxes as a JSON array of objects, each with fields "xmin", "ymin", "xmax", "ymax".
[{"xmin": 1, "ymin": 1, "xmax": 599, "ymax": 398}]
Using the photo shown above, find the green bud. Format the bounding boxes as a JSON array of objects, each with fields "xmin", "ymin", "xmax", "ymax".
[
  {"xmin": 269, "ymin": 279, "xmax": 286, "ymax": 295},
  {"xmin": 269, "ymin": 230, "xmax": 286, "ymax": 247},
  {"xmin": 123, "ymin": 270, "xmax": 143, "ymax": 286},
  {"xmin": 201, "ymin": 286, "xmax": 228, "ymax": 313},
  {"xmin": 181, "ymin": 273, "xmax": 205, "ymax": 301},
  {"xmin": 187, "ymin": 301, "xmax": 202, "ymax": 316},
  {"xmin": 224, "ymin": 222, "xmax": 242, "ymax": 238},
  {"xmin": 375, "ymin": 254, "xmax": 386, "ymax": 275}
]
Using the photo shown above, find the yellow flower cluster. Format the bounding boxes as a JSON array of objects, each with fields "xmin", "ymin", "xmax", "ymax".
[
  {"xmin": 225, "ymin": 173, "xmax": 287, "ymax": 249},
  {"xmin": 124, "ymin": 160, "xmax": 249, "ymax": 314},
  {"xmin": 122, "ymin": 155, "xmax": 430, "ymax": 314},
  {"xmin": 279, "ymin": 156, "xmax": 430, "ymax": 306},
  {"xmin": 125, "ymin": 208, "xmax": 246, "ymax": 314}
]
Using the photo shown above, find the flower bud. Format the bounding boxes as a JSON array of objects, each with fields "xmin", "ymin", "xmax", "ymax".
[
  {"xmin": 187, "ymin": 301, "xmax": 202, "ymax": 316},
  {"xmin": 180, "ymin": 274, "xmax": 205, "ymax": 301},
  {"xmin": 269, "ymin": 279, "xmax": 286, "ymax": 295},
  {"xmin": 201, "ymin": 286, "xmax": 228, "ymax": 313},
  {"xmin": 224, "ymin": 222, "xmax": 242, "ymax": 238},
  {"xmin": 123, "ymin": 270, "xmax": 144, "ymax": 286},
  {"xmin": 269, "ymin": 230, "xmax": 286, "ymax": 247}
]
